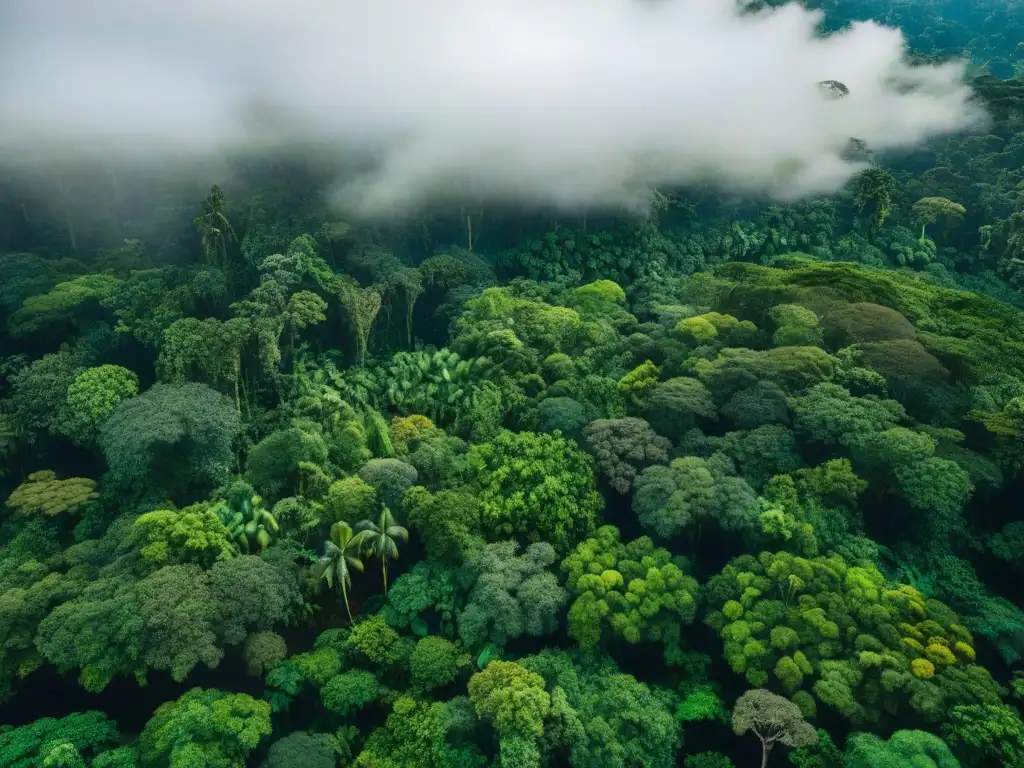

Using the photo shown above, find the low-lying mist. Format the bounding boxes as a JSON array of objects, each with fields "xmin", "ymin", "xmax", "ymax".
[{"xmin": 0, "ymin": 0, "xmax": 987, "ymax": 218}]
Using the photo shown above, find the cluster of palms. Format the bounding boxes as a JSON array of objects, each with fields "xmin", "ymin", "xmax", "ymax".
[{"xmin": 311, "ymin": 506, "xmax": 408, "ymax": 623}]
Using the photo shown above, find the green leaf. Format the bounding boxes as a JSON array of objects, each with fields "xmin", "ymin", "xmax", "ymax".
[{"xmin": 477, "ymin": 643, "xmax": 500, "ymax": 669}]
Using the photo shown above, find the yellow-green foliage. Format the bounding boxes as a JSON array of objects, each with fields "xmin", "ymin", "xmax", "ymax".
[
  {"xmin": 722, "ymin": 600, "xmax": 744, "ymax": 620},
  {"xmin": 467, "ymin": 429, "xmax": 602, "ymax": 554},
  {"xmin": 705, "ymin": 551, "xmax": 1001, "ymax": 725},
  {"xmin": 5, "ymin": 470, "xmax": 98, "ymax": 517},
  {"xmin": 575, "ymin": 279, "xmax": 626, "ymax": 305},
  {"xmin": 676, "ymin": 315, "xmax": 719, "ymax": 343},
  {"xmin": 562, "ymin": 525, "xmax": 699, "ymax": 660},
  {"xmin": 58, "ymin": 365, "xmax": 139, "ymax": 445},
  {"xmin": 911, "ymin": 659, "xmax": 935, "ymax": 678},
  {"xmin": 901, "ymin": 636, "xmax": 924, "ymax": 654},
  {"xmin": 468, "ymin": 660, "xmax": 551, "ymax": 739},
  {"xmin": 673, "ymin": 311, "xmax": 756, "ymax": 346},
  {"xmin": 617, "ymin": 360, "xmax": 660, "ymax": 406},
  {"xmin": 132, "ymin": 503, "xmax": 237, "ymax": 568},
  {"xmin": 924, "ymin": 643, "xmax": 956, "ymax": 666},
  {"xmin": 953, "ymin": 641, "xmax": 976, "ymax": 661},
  {"xmin": 457, "ymin": 287, "xmax": 583, "ymax": 356},
  {"xmin": 775, "ymin": 655, "xmax": 805, "ymax": 692},
  {"xmin": 389, "ymin": 414, "xmax": 435, "ymax": 455}
]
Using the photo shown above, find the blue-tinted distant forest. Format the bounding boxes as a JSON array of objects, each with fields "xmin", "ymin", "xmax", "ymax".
[{"xmin": 0, "ymin": 0, "xmax": 1023, "ymax": 766}]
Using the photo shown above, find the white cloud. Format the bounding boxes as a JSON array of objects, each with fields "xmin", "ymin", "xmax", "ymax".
[{"xmin": 0, "ymin": 0, "xmax": 987, "ymax": 216}]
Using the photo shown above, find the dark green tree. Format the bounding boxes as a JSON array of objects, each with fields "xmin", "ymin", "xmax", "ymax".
[
  {"xmin": 194, "ymin": 185, "xmax": 238, "ymax": 269},
  {"xmin": 99, "ymin": 383, "xmax": 240, "ymax": 501}
]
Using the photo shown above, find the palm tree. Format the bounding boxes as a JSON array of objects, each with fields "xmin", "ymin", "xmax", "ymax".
[
  {"xmin": 194, "ymin": 184, "xmax": 237, "ymax": 268},
  {"xmin": 312, "ymin": 522, "xmax": 364, "ymax": 624},
  {"xmin": 352, "ymin": 506, "xmax": 408, "ymax": 596}
]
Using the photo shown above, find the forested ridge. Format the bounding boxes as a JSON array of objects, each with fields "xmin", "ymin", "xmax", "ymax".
[{"xmin": 1, "ymin": 0, "xmax": 1024, "ymax": 766}]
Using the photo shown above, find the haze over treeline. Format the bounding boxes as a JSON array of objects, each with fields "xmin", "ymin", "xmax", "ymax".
[{"xmin": 0, "ymin": 0, "xmax": 986, "ymax": 218}]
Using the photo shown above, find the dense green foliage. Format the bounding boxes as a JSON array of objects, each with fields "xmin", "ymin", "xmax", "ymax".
[{"xmin": 1, "ymin": 0, "xmax": 1024, "ymax": 765}]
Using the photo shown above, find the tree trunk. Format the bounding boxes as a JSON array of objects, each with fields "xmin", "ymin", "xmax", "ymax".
[
  {"xmin": 382, "ymin": 558, "xmax": 389, "ymax": 596},
  {"xmin": 342, "ymin": 581, "xmax": 354, "ymax": 624},
  {"xmin": 357, "ymin": 331, "xmax": 367, "ymax": 366},
  {"xmin": 240, "ymin": 369, "xmax": 251, "ymax": 419},
  {"xmin": 289, "ymin": 325, "xmax": 297, "ymax": 376},
  {"xmin": 233, "ymin": 355, "xmax": 244, "ymax": 415},
  {"xmin": 405, "ymin": 296, "xmax": 415, "ymax": 350}
]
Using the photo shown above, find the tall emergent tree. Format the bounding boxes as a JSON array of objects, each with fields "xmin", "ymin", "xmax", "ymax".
[
  {"xmin": 194, "ymin": 184, "xmax": 238, "ymax": 269},
  {"xmin": 335, "ymin": 276, "xmax": 383, "ymax": 365},
  {"xmin": 353, "ymin": 506, "xmax": 409, "ymax": 596},
  {"xmin": 313, "ymin": 521, "xmax": 365, "ymax": 624},
  {"xmin": 732, "ymin": 689, "xmax": 817, "ymax": 768},
  {"xmin": 912, "ymin": 196, "xmax": 966, "ymax": 242}
]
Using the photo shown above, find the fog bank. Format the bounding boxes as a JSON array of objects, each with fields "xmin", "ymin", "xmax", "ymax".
[{"xmin": 0, "ymin": 0, "xmax": 986, "ymax": 216}]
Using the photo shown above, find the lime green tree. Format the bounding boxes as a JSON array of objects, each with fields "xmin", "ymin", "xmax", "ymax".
[
  {"xmin": 55, "ymin": 365, "xmax": 138, "ymax": 445},
  {"xmin": 131, "ymin": 503, "xmax": 237, "ymax": 568},
  {"xmin": 469, "ymin": 660, "xmax": 551, "ymax": 766},
  {"xmin": 705, "ymin": 551, "xmax": 1002, "ymax": 725},
  {"xmin": 466, "ymin": 429, "xmax": 603, "ymax": 554},
  {"xmin": 5, "ymin": 470, "xmax": 98, "ymax": 518},
  {"xmin": 562, "ymin": 525, "xmax": 699, "ymax": 661}
]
